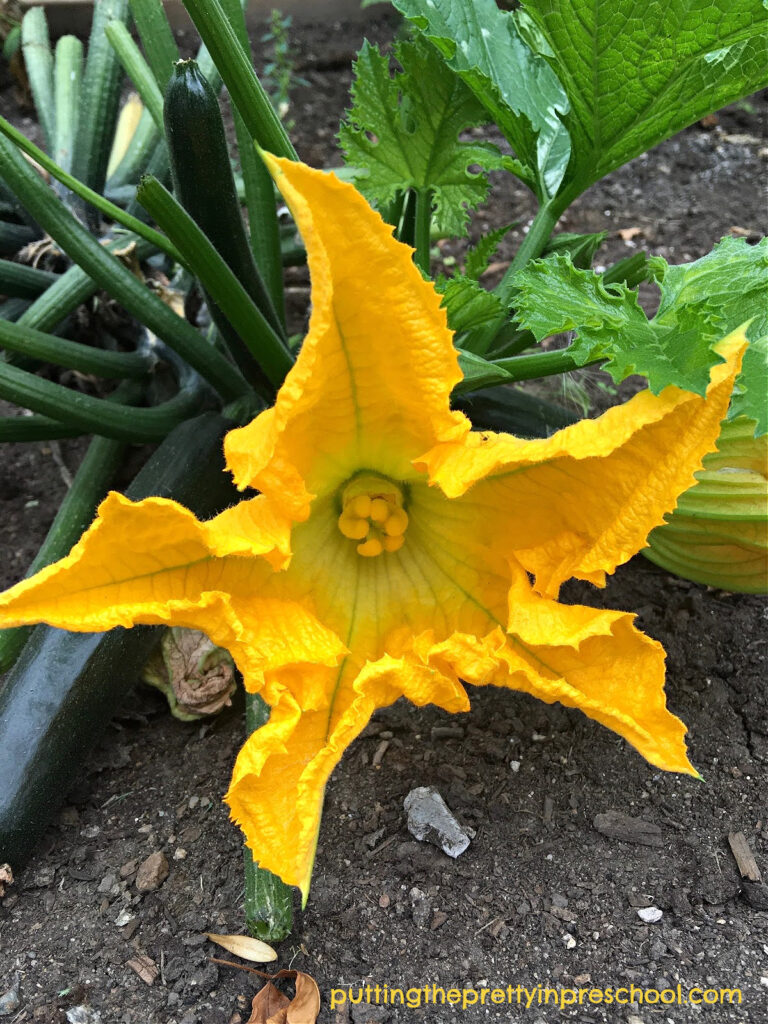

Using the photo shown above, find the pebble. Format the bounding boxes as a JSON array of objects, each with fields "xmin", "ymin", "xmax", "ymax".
[
  {"xmin": 135, "ymin": 851, "xmax": 169, "ymax": 893},
  {"xmin": 119, "ymin": 859, "xmax": 139, "ymax": 879},
  {"xmin": 562, "ymin": 933, "xmax": 577, "ymax": 949},
  {"xmin": 0, "ymin": 973, "xmax": 20, "ymax": 1016},
  {"xmin": 637, "ymin": 906, "xmax": 663, "ymax": 923},
  {"xmin": 510, "ymin": 760, "xmax": 521, "ymax": 773},
  {"xmin": 114, "ymin": 907, "xmax": 135, "ymax": 927},
  {"xmin": 410, "ymin": 887, "xmax": 431, "ymax": 929},
  {"xmin": 65, "ymin": 1009, "xmax": 103, "ymax": 1024},
  {"xmin": 403, "ymin": 786, "xmax": 471, "ymax": 858}
]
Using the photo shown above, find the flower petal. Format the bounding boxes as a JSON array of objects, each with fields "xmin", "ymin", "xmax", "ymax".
[
  {"xmin": 413, "ymin": 573, "xmax": 694, "ymax": 776},
  {"xmin": 418, "ymin": 330, "xmax": 746, "ymax": 596},
  {"xmin": 0, "ymin": 492, "xmax": 289, "ymax": 651},
  {"xmin": 224, "ymin": 156, "xmax": 469, "ymax": 518},
  {"xmin": 227, "ymin": 654, "xmax": 468, "ymax": 899}
]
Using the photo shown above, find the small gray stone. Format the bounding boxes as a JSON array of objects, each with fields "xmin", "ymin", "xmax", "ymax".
[
  {"xmin": 637, "ymin": 906, "xmax": 663, "ymax": 923},
  {"xmin": 0, "ymin": 973, "xmax": 20, "ymax": 1016},
  {"xmin": 404, "ymin": 786, "xmax": 471, "ymax": 858},
  {"xmin": 410, "ymin": 886, "xmax": 431, "ymax": 929},
  {"xmin": 65, "ymin": 1009, "xmax": 103, "ymax": 1024},
  {"xmin": 114, "ymin": 907, "xmax": 135, "ymax": 928}
]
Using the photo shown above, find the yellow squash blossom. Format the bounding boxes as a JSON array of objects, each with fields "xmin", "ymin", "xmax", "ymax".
[{"xmin": 0, "ymin": 157, "xmax": 745, "ymax": 899}]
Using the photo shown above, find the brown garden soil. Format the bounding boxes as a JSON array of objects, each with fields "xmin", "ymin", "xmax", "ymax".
[{"xmin": 1, "ymin": 12, "xmax": 767, "ymax": 1024}]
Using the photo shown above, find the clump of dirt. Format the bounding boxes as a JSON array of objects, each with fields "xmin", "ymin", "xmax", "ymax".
[{"xmin": 1, "ymin": 13, "xmax": 766, "ymax": 1024}]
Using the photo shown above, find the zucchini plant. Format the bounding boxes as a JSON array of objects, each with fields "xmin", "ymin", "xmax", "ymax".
[{"xmin": 0, "ymin": 0, "xmax": 765, "ymax": 942}]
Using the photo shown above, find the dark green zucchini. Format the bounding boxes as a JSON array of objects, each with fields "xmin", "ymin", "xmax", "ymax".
[
  {"xmin": 0, "ymin": 411, "xmax": 238, "ymax": 869},
  {"xmin": 164, "ymin": 60, "xmax": 284, "ymax": 344}
]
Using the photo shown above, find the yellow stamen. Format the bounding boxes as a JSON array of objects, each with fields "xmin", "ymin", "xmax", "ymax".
[
  {"xmin": 338, "ymin": 514, "xmax": 369, "ymax": 540},
  {"xmin": 383, "ymin": 508, "xmax": 409, "ymax": 537},
  {"xmin": 349, "ymin": 494, "xmax": 372, "ymax": 518},
  {"xmin": 357, "ymin": 537, "xmax": 383, "ymax": 557},
  {"xmin": 369, "ymin": 498, "xmax": 390, "ymax": 523},
  {"xmin": 337, "ymin": 473, "xmax": 409, "ymax": 557}
]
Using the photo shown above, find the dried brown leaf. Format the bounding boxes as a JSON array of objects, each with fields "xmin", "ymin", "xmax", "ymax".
[
  {"xmin": 248, "ymin": 981, "xmax": 290, "ymax": 1023},
  {"xmin": 289, "ymin": 972, "xmax": 321, "ymax": 1022},
  {"xmin": 206, "ymin": 933, "xmax": 278, "ymax": 963},
  {"xmin": 245, "ymin": 971, "xmax": 320, "ymax": 1024}
]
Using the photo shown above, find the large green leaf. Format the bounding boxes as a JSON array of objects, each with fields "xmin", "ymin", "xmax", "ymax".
[
  {"xmin": 650, "ymin": 237, "xmax": 768, "ymax": 433},
  {"xmin": 649, "ymin": 237, "xmax": 768, "ymax": 339},
  {"xmin": 339, "ymin": 38, "xmax": 501, "ymax": 236},
  {"xmin": 436, "ymin": 274, "xmax": 505, "ymax": 336},
  {"xmin": 512, "ymin": 240, "xmax": 768, "ymax": 399},
  {"xmin": 521, "ymin": 0, "xmax": 768, "ymax": 197},
  {"xmin": 392, "ymin": 0, "xmax": 570, "ymax": 199}
]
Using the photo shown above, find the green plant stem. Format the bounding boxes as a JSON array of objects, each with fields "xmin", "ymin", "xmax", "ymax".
[
  {"xmin": 384, "ymin": 189, "xmax": 406, "ymax": 234},
  {"xmin": 71, "ymin": 0, "xmax": 130, "ymax": 222},
  {"xmin": 413, "ymin": 187, "xmax": 433, "ymax": 275},
  {"xmin": 125, "ymin": 138, "xmax": 171, "ymax": 219},
  {"xmin": 497, "ymin": 198, "xmax": 567, "ymax": 305},
  {"xmin": 0, "ymin": 221, "xmax": 39, "ymax": 255},
  {"xmin": 0, "ymin": 116, "xmax": 184, "ymax": 266},
  {"xmin": 221, "ymin": 0, "xmax": 286, "ymax": 322},
  {"xmin": 465, "ymin": 197, "xmax": 568, "ymax": 357},
  {"xmin": 0, "ymin": 397, "xmax": 135, "ymax": 671},
  {"xmin": 397, "ymin": 188, "xmax": 416, "ymax": 247},
  {"xmin": 53, "ymin": 36, "xmax": 83, "ymax": 177},
  {"xmin": 17, "ymin": 236, "xmax": 152, "ymax": 335},
  {"xmin": 243, "ymin": 691, "xmax": 294, "ymax": 942},
  {"xmin": 128, "ymin": 0, "xmax": 179, "ymax": 89},
  {"xmin": 105, "ymin": 20, "xmax": 165, "ymax": 131},
  {"xmin": 0, "ymin": 133, "xmax": 247, "ymax": 402},
  {"xmin": 0, "ymin": 259, "xmax": 57, "ymax": 299},
  {"xmin": 0, "ymin": 179, "xmax": 38, "ymax": 228},
  {"xmin": 0, "ymin": 319, "xmax": 153, "ymax": 379},
  {"xmin": 240, "ymin": 134, "xmax": 286, "ymax": 323},
  {"xmin": 20, "ymin": 8, "xmax": 56, "ymax": 151},
  {"xmin": 493, "ymin": 347, "xmax": 601, "ymax": 382},
  {"xmin": 0, "ymin": 359, "xmax": 209, "ymax": 441},
  {"xmin": 488, "ymin": 326, "xmax": 537, "ymax": 359},
  {"xmin": 0, "ymin": 416, "xmax": 83, "ymax": 442},
  {"xmin": 0, "ymin": 298, "xmax": 30, "ymax": 322},
  {"xmin": 182, "ymin": 0, "xmax": 297, "ymax": 160},
  {"xmin": 138, "ymin": 175, "xmax": 292, "ymax": 390}
]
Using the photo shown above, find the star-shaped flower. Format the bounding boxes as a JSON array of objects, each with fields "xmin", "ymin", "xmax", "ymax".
[{"xmin": 0, "ymin": 157, "xmax": 743, "ymax": 898}]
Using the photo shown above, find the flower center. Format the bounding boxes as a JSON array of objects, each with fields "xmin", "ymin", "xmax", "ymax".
[{"xmin": 337, "ymin": 473, "xmax": 409, "ymax": 558}]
